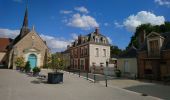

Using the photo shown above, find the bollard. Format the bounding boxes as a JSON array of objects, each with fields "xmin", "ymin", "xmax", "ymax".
[
  {"xmin": 105, "ymin": 74, "xmax": 107, "ymax": 87},
  {"xmin": 86, "ymin": 71, "xmax": 88, "ymax": 80},
  {"xmin": 79, "ymin": 69, "xmax": 80, "ymax": 77},
  {"xmin": 93, "ymin": 74, "xmax": 96, "ymax": 83}
]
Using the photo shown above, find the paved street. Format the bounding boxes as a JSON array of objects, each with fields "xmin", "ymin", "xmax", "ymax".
[
  {"xmin": 72, "ymin": 71, "xmax": 170, "ymax": 100},
  {"xmin": 0, "ymin": 69, "xmax": 160, "ymax": 100}
]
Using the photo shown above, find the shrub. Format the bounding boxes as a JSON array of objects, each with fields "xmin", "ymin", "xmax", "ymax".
[
  {"xmin": 33, "ymin": 67, "xmax": 41, "ymax": 73},
  {"xmin": 15, "ymin": 57, "xmax": 25, "ymax": 69},
  {"xmin": 25, "ymin": 61, "xmax": 31, "ymax": 72},
  {"xmin": 114, "ymin": 69, "xmax": 121, "ymax": 77}
]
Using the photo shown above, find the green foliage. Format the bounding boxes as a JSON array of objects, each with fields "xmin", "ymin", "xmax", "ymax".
[
  {"xmin": 25, "ymin": 61, "xmax": 31, "ymax": 72},
  {"xmin": 127, "ymin": 22, "xmax": 170, "ymax": 49},
  {"xmin": 110, "ymin": 45, "xmax": 122, "ymax": 57},
  {"xmin": 15, "ymin": 57, "xmax": 25, "ymax": 68},
  {"xmin": 50, "ymin": 53, "xmax": 65, "ymax": 72},
  {"xmin": 114, "ymin": 69, "xmax": 121, "ymax": 77},
  {"xmin": 33, "ymin": 67, "xmax": 41, "ymax": 73}
]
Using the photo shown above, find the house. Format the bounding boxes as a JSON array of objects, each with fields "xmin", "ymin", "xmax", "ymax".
[
  {"xmin": 117, "ymin": 46, "xmax": 138, "ymax": 78},
  {"xmin": 138, "ymin": 31, "xmax": 170, "ymax": 80},
  {"xmin": 3, "ymin": 7, "xmax": 50, "ymax": 69},
  {"xmin": 69, "ymin": 28, "xmax": 110, "ymax": 73},
  {"xmin": 0, "ymin": 38, "xmax": 13, "ymax": 66}
]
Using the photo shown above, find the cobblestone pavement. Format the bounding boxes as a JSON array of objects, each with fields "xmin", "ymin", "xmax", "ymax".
[{"xmin": 0, "ymin": 69, "xmax": 160, "ymax": 100}]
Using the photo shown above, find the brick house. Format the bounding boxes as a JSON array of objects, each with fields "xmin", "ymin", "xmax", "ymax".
[
  {"xmin": 138, "ymin": 31, "xmax": 170, "ymax": 80},
  {"xmin": 0, "ymin": 38, "xmax": 13, "ymax": 66},
  {"xmin": 69, "ymin": 28, "xmax": 110, "ymax": 72}
]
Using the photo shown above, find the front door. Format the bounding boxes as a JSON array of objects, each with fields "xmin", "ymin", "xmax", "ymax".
[
  {"xmin": 28, "ymin": 54, "xmax": 37, "ymax": 69},
  {"xmin": 124, "ymin": 60, "xmax": 129, "ymax": 73}
]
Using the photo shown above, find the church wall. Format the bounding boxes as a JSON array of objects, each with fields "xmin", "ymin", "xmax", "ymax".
[{"xmin": 13, "ymin": 31, "xmax": 49, "ymax": 68}]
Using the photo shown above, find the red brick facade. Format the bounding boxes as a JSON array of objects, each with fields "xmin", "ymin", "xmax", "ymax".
[
  {"xmin": 137, "ymin": 32, "xmax": 170, "ymax": 80},
  {"xmin": 70, "ymin": 44, "xmax": 89, "ymax": 71}
]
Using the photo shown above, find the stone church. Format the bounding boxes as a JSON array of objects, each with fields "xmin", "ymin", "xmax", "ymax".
[{"xmin": 0, "ymin": 7, "xmax": 50, "ymax": 69}]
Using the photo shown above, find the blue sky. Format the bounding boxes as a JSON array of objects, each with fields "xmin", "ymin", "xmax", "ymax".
[{"xmin": 0, "ymin": 0, "xmax": 170, "ymax": 52}]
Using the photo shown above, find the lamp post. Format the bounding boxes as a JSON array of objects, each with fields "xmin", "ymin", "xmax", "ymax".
[{"xmin": 105, "ymin": 59, "xmax": 109, "ymax": 87}]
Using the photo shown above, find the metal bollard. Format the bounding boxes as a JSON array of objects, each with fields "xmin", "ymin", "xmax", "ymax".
[
  {"xmin": 79, "ymin": 69, "xmax": 80, "ymax": 77},
  {"xmin": 86, "ymin": 71, "xmax": 88, "ymax": 80},
  {"xmin": 105, "ymin": 74, "xmax": 107, "ymax": 87},
  {"xmin": 93, "ymin": 74, "xmax": 96, "ymax": 83}
]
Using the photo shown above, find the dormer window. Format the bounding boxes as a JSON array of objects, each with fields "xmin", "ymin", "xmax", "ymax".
[
  {"xmin": 148, "ymin": 40, "xmax": 159, "ymax": 57},
  {"xmin": 95, "ymin": 38, "xmax": 100, "ymax": 43},
  {"xmin": 147, "ymin": 32, "xmax": 164, "ymax": 57}
]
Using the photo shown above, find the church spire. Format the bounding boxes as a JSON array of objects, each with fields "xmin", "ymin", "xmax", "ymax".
[
  {"xmin": 22, "ymin": 7, "xmax": 28, "ymax": 27},
  {"xmin": 20, "ymin": 3, "xmax": 30, "ymax": 37}
]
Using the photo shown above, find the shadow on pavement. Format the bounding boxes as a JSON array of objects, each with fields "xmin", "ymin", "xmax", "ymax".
[{"xmin": 124, "ymin": 84, "xmax": 170, "ymax": 100}]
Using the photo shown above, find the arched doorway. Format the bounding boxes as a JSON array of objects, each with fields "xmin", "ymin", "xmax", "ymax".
[{"xmin": 28, "ymin": 54, "xmax": 37, "ymax": 69}]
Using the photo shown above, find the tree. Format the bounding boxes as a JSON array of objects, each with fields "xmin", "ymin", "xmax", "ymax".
[
  {"xmin": 15, "ymin": 57, "xmax": 25, "ymax": 68},
  {"xmin": 50, "ymin": 53, "xmax": 65, "ymax": 72},
  {"xmin": 110, "ymin": 45, "xmax": 122, "ymax": 57},
  {"xmin": 127, "ymin": 21, "xmax": 170, "ymax": 49}
]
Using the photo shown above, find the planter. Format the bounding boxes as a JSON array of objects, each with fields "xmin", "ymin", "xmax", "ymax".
[
  {"xmin": 48, "ymin": 72, "xmax": 63, "ymax": 84},
  {"xmin": 16, "ymin": 66, "xmax": 20, "ymax": 70}
]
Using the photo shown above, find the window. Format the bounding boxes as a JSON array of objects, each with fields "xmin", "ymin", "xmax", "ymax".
[
  {"xmin": 103, "ymin": 49, "xmax": 106, "ymax": 57},
  {"xmin": 81, "ymin": 48, "xmax": 84, "ymax": 56},
  {"xmin": 95, "ymin": 37, "xmax": 100, "ymax": 43},
  {"xmin": 96, "ymin": 48, "xmax": 99, "ymax": 57},
  {"xmin": 149, "ymin": 40, "xmax": 159, "ymax": 57},
  {"xmin": 85, "ymin": 47, "xmax": 88, "ymax": 55},
  {"xmin": 103, "ymin": 40, "xmax": 106, "ymax": 44},
  {"xmin": 80, "ymin": 60, "xmax": 85, "ymax": 70}
]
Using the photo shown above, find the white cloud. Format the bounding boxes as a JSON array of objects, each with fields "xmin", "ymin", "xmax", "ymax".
[
  {"xmin": 74, "ymin": 6, "xmax": 89, "ymax": 14},
  {"xmin": 155, "ymin": 0, "xmax": 170, "ymax": 7},
  {"xmin": 123, "ymin": 11, "xmax": 165, "ymax": 32},
  {"xmin": 40, "ymin": 34, "xmax": 71, "ymax": 52},
  {"xmin": 107, "ymin": 37, "xmax": 112, "ymax": 44},
  {"xmin": 71, "ymin": 33, "xmax": 78, "ymax": 40},
  {"xmin": 104, "ymin": 23, "xmax": 109, "ymax": 26},
  {"xmin": 67, "ymin": 13, "xmax": 99, "ymax": 30},
  {"xmin": 0, "ymin": 28, "xmax": 72, "ymax": 52},
  {"xmin": 60, "ymin": 10, "xmax": 73, "ymax": 14},
  {"xmin": 0, "ymin": 28, "xmax": 19, "ymax": 39},
  {"xmin": 114, "ymin": 21, "xmax": 123, "ymax": 28}
]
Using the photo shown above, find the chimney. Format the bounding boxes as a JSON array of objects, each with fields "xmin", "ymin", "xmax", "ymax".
[
  {"xmin": 138, "ymin": 30, "xmax": 146, "ymax": 47},
  {"xmin": 78, "ymin": 35, "xmax": 82, "ymax": 44},
  {"xmin": 67, "ymin": 45, "xmax": 70, "ymax": 49},
  {"xmin": 95, "ymin": 27, "xmax": 99, "ymax": 34}
]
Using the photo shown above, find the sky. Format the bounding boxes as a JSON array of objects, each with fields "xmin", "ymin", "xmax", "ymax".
[{"xmin": 0, "ymin": 0, "xmax": 170, "ymax": 52}]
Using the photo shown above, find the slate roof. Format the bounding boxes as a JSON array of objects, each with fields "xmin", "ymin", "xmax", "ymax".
[
  {"xmin": 119, "ymin": 46, "xmax": 137, "ymax": 58},
  {"xmin": 0, "ymin": 38, "xmax": 13, "ymax": 52},
  {"xmin": 71, "ymin": 28, "xmax": 110, "ymax": 47},
  {"xmin": 161, "ymin": 32, "xmax": 170, "ymax": 50},
  {"xmin": 139, "ymin": 32, "xmax": 170, "ymax": 51}
]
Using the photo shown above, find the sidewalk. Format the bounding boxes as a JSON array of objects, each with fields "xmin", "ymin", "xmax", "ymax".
[
  {"xmin": 0, "ymin": 69, "xmax": 158, "ymax": 100},
  {"xmin": 67, "ymin": 70, "xmax": 170, "ymax": 99}
]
